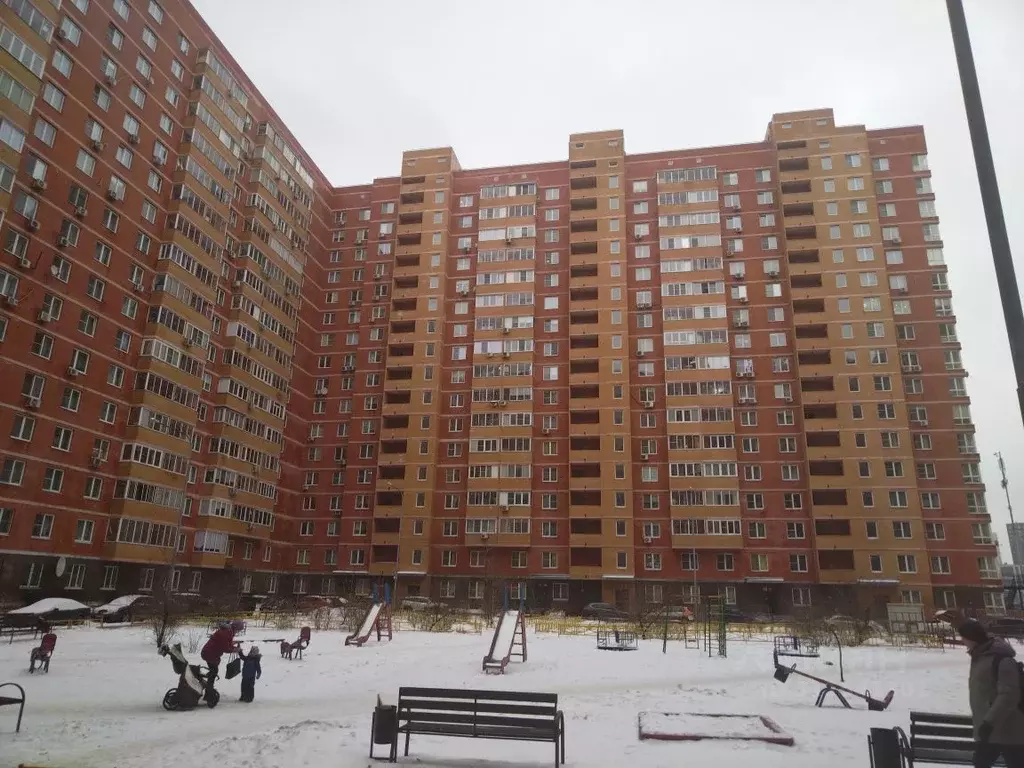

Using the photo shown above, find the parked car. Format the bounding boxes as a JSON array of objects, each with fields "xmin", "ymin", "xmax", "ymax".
[
  {"xmin": 582, "ymin": 602, "xmax": 630, "ymax": 621},
  {"xmin": 721, "ymin": 607, "xmax": 754, "ymax": 624},
  {"xmin": 93, "ymin": 594, "xmax": 153, "ymax": 623},
  {"xmin": 400, "ymin": 596, "xmax": 437, "ymax": 612},
  {"xmin": 4, "ymin": 597, "xmax": 91, "ymax": 625}
]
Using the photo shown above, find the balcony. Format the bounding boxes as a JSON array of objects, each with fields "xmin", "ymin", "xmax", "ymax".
[
  {"xmin": 570, "ymin": 176, "xmax": 598, "ymax": 191},
  {"xmin": 785, "ymin": 225, "xmax": 817, "ymax": 241},
  {"xmin": 570, "ymin": 219, "xmax": 598, "ymax": 234},
  {"xmin": 569, "ymin": 359, "xmax": 600, "ymax": 376},
  {"xmin": 570, "ymin": 241, "xmax": 598, "ymax": 256},
  {"xmin": 569, "ymin": 310, "xmax": 599, "ymax": 328},
  {"xmin": 778, "ymin": 156, "xmax": 810, "ymax": 173},
  {"xmin": 570, "ymin": 287, "xmax": 599, "ymax": 303},
  {"xmin": 794, "ymin": 324, "xmax": 828, "ymax": 339},
  {"xmin": 806, "ymin": 431, "xmax": 841, "ymax": 448},
  {"xmin": 783, "ymin": 201, "xmax": 814, "ymax": 218},
  {"xmin": 791, "ymin": 273, "xmax": 823, "ymax": 290},
  {"xmin": 570, "ymin": 263, "xmax": 599, "ymax": 279},
  {"xmin": 797, "ymin": 349, "xmax": 831, "ymax": 366},
  {"xmin": 800, "ymin": 376, "xmax": 834, "ymax": 392},
  {"xmin": 781, "ymin": 180, "xmax": 812, "ymax": 195}
]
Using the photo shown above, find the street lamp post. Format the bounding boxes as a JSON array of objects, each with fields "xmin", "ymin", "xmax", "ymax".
[{"xmin": 945, "ymin": 0, "xmax": 1024, "ymax": 427}]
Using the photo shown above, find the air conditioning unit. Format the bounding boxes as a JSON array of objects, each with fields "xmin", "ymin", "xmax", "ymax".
[
  {"xmin": 487, "ymin": 352, "xmax": 496, "ymax": 359},
  {"xmin": 3, "ymin": 295, "xmax": 18, "ymax": 307},
  {"xmin": 75, "ymin": 206, "xmax": 88, "ymax": 217},
  {"xmin": 783, "ymin": 396, "xmax": 793, "ymax": 403},
  {"xmin": 182, "ymin": 338, "xmax": 191, "ymax": 348},
  {"xmin": 66, "ymin": 366, "xmax": 80, "ymax": 378},
  {"xmin": 228, "ymin": 488, "xmax": 237, "ymax": 498},
  {"xmin": 502, "ymin": 327, "xmax": 510, "ymax": 335},
  {"xmin": 104, "ymin": 74, "xmax": 116, "ymax": 86},
  {"xmin": 499, "ymin": 505, "xmax": 509, "ymax": 513},
  {"xmin": 732, "ymin": 272, "xmax": 745, "ymax": 280},
  {"xmin": 56, "ymin": 27, "xmax": 67, "ymax": 40},
  {"xmin": 129, "ymin": 133, "xmax": 140, "ymax": 145},
  {"xmin": 106, "ymin": 189, "xmax": 119, "ymax": 201},
  {"xmin": 315, "ymin": 387, "xmax": 328, "ymax": 396},
  {"xmin": 37, "ymin": 310, "xmax": 51, "ymax": 323},
  {"xmin": 232, "ymin": 280, "xmax": 242, "ymax": 289},
  {"xmin": 498, "ymin": 400, "xmax": 507, "ymax": 407},
  {"xmin": 153, "ymin": 153, "xmax": 165, "ymax": 166},
  {"xmin": 18, "ymin": 257, "xmax": 32, "ymax": 270},
  {"xmin": 637, "ymin": 350, "xmax": 645, "ymax": 358},
  {"xmin": 740, "ymin": 370, "xmax": 754, "ymax": 378},
  {"xmin": 25, "ymin": 218, "xmax": 41, "ymax": 232},
  {"xmin": 502, "ymin": 352, "xmax": 511, "ymax": 359},
  {"xmin": 459, "ymin": 289, "xmax": 469, "ymax": 297},
  {"xmin": 730, "ymin": 203, "xmax": 741, "ymax": 210},
  {"xmin": 766, "ymin": 270, "xmax": 779, "ymax": 277},
  {"xmin": 132, "ymin": 281, "xmax": 144, "ymax": 293},
  {"xmin": 24, "ymin": 395, "xmax": 41, "ymax": 409},
  {"xmin": 89, "ymin": 455, "xmax": 102, "ymax": 468},
  {"xmin": 734, "ymin": 319, "xmax": 749, "ymax": 328},
  {"xmin": 31, "ymin": 178, "xmax": 47, "ymax": 191},
  {"xmin": 641, "ymin": 453, "xmax": 650, "ymax": 462},
  {"xmin": 643, "ymin": 401, "xmax": 654, "ymax": 409},
  {"xmin": 738, "ymin": 296, "xmax": 749, "ymax": 304},
  {"xmin": 643, "ymin": 536, "xmax": 653, "ymax": 544},
  {"xmin": 91, "ymin": 139, "xmax": 105, "ymax": 152},
  {"xmin": 490, "ymin": 400, "xmax": 500, "ymax": 407},
  {"xmin": 543, "ymin": 429, "xmax": 552, "ymax": 436},
  {"xmin": 897, "ymin": 287, "xmax": 908, "ymax": 294}
]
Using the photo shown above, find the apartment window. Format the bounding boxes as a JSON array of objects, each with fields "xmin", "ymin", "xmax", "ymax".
[
  {"xmin": 32, "ymin": 513, "xmax": 54, "ymax": 539},
  {"xmin": 897, "ymin": 554, "xmax": 917, "ymax": 574}
]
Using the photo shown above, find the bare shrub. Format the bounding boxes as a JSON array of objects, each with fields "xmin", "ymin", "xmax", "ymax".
[
  {"xmin": 408, "ymin": 602, "xmax": 456, "ymax": 632},
  {"xmin": 184, "ymin": 627, "xmax": 204, "ymax": 654}
]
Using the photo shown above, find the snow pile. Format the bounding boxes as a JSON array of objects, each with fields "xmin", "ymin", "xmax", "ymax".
[{"xmin": 0, "ymin": 623, "xmax": 973, "ymax": 767}]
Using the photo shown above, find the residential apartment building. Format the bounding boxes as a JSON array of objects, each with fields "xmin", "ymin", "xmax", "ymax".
[{"xmin": 0, "ymin": 0, "xmax": 1003, "ymax": 617}]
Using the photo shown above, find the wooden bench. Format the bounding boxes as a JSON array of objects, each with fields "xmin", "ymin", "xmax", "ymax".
[
  {"xmin": 376, "ymin": 687, "xmax": 565, "ymax": 766},
  {"xmin": 907, "ymin": 711, "xmax": 1004, "ymax": 766},
  {"xmin": 0, "ymin": 616, "xmax": 45, "ymax": 645},
  {"xmin": 0, "ymin": 682, "xmax": 26, "ymax": 733}
]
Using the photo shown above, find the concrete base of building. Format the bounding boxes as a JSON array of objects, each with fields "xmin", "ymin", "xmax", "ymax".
[{"xmin": 0, "ymin": 553, "xmax": 1004, "ymax": 623}]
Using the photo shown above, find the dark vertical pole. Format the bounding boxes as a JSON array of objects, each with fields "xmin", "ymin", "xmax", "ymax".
[{"xmin": 946, "ymin": 0, "xmax": 1024, "ymax": 426}]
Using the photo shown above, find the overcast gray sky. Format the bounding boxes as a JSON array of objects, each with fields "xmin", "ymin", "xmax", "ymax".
[{"xmin": 193, "ymin": 0, "xmax": 1024, "ymax": 555}]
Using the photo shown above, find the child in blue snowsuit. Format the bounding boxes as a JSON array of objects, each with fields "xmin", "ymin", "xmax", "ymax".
[{"xmin": 238, "ymin": 645, "xmax": 262, "ymax": 703}]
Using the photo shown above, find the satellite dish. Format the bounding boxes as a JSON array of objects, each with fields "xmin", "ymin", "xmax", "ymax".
[{"xmin": 55, "ymin": 557, "xmax": 67, "ymax": 578}]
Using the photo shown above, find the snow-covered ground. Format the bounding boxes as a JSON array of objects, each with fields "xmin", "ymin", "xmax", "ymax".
[{"xmin": 0, "ymin": 621, "xmax": 973, "ymax": 768}]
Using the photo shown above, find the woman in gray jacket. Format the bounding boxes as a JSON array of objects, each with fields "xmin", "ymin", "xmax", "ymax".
[{"xmin": 958, "ymin": 619, "xmax": 1024, "ymax": 768}]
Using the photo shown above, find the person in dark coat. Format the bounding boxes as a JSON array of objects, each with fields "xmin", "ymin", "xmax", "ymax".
[
  {"xmin": 238, "ymin": 645, "xmax": 262, "ymax": 703},
  {"xmin": 200, "ymin": 623, "xmax": 236, "ymax": 697},
  {"xmin": 958, "ymin": 619, "xmax": 1024, "ymax": 768}
]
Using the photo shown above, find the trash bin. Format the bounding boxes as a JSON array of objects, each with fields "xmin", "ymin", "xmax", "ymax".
[
  {"xmin": 373, "ymin": 704, "xmax": 397, "ymax": 745},
  {"xmin": 868, "ymin": 727, "xmax": 905, "ymax": 768}
]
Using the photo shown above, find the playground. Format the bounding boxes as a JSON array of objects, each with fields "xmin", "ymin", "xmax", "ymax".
[{"xmin": 0, "ymin": 614, "xmax": 978, "ymax": 768}]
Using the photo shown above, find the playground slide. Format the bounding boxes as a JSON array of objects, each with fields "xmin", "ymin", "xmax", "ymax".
[
  {"xmin": 483, "ymin": 610, "xmax": 520, "ymax": 668},
  {"xmin": 347, "ymin": 602, "xmax": 382, "ymax": 645}
]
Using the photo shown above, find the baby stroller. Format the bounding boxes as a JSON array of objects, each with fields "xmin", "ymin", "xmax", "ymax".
[{"xmin": 158, "ymin": 643, "xmax": 220, "ymax": 710}]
